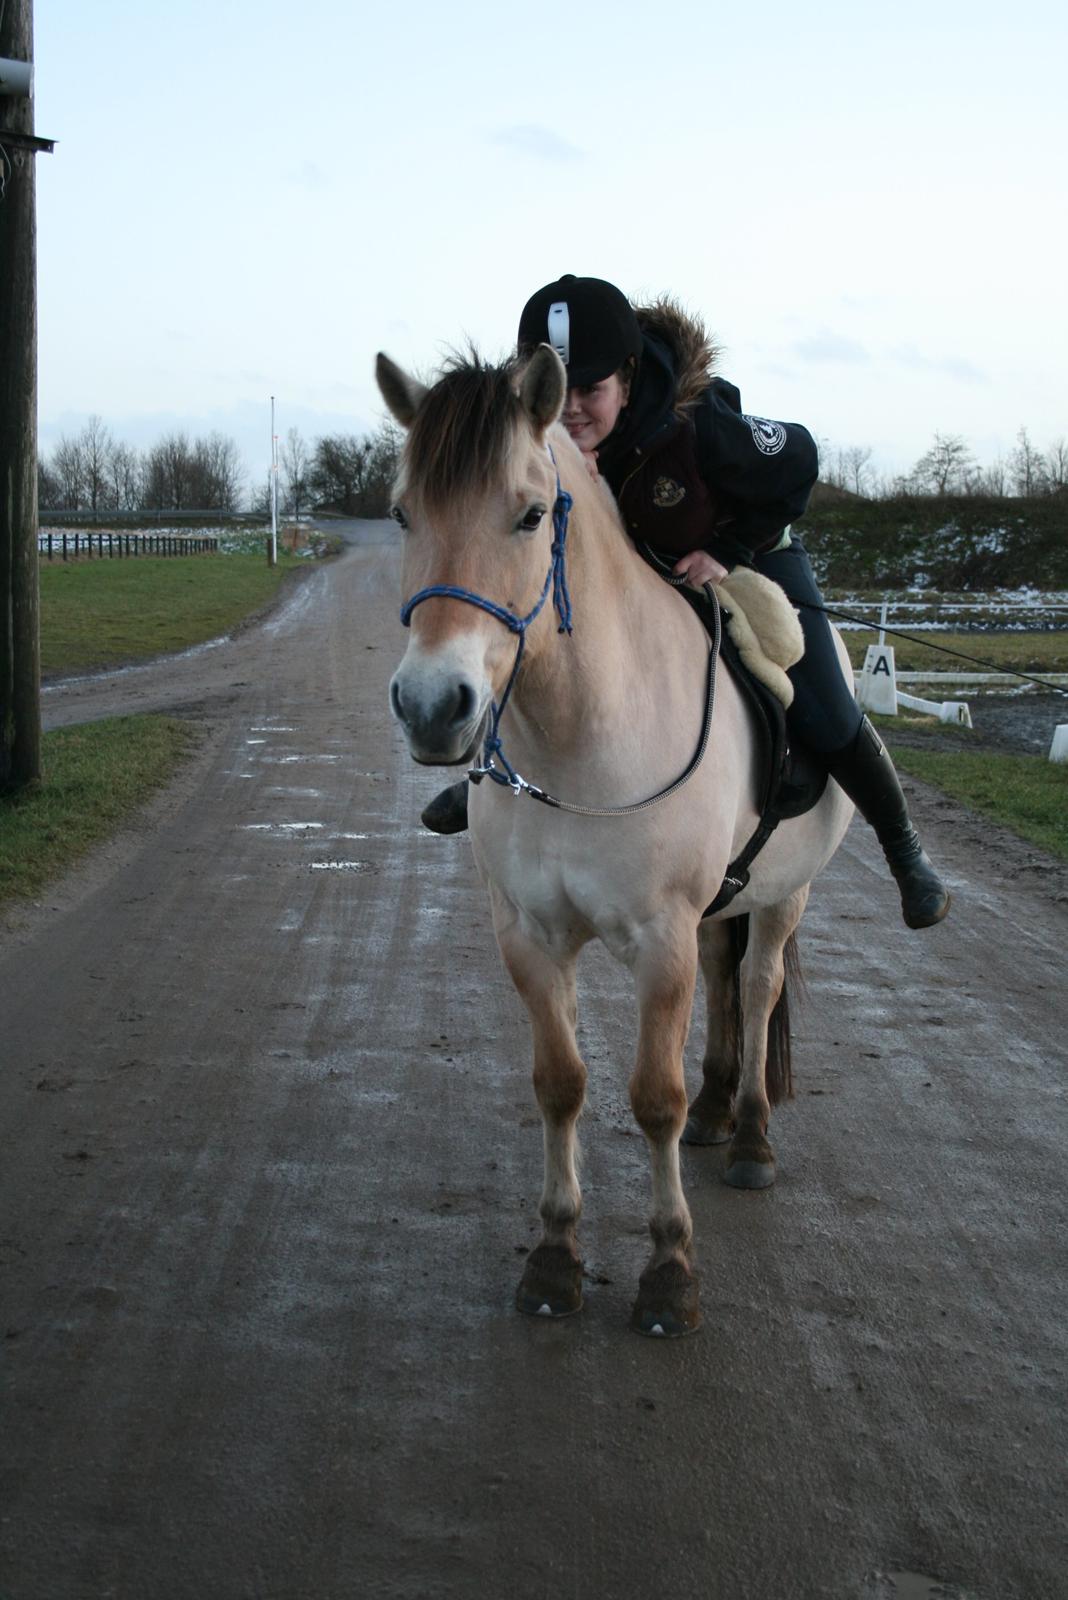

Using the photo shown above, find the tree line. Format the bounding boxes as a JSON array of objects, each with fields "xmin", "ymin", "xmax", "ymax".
[
  {"xmin": 38, "ymin": 416, "xmax": 402, "ymax": 519},
  {"xmin": 249, "ymin": 421, "xmax": 401, "ymax": 520},
  {"xmin": 820, "ymin": 426, "xmax": 1067, "ymax": 500},
  {"xmin": 42, "ymin": 414, "xmax": 1065, "ymax": 517}
]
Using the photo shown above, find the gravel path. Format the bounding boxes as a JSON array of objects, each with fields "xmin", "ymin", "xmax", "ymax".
[{"xmin": 2, "ymin": 522, "xmax": 1066, "ymax": 1600}]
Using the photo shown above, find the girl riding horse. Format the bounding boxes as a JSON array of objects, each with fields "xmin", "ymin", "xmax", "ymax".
[{"xmin": 423, "ymin": 274, "xmax": 951, "ymax": 933}]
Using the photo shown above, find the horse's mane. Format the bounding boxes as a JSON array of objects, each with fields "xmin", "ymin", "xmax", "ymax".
[{"xmin": 405, "ymin": 351, "xmax": 523, "ymax": 508}]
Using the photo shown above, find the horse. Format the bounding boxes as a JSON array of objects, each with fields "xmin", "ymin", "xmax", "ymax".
[{"xmin": 376, "ymin": 344, "xmax": 854, "ymax": 1336}]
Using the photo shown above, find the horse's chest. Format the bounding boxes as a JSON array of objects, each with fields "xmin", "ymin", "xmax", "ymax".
[{"xmin": 481, "ymin": 832, "xmax": 647, "ymax": 959}]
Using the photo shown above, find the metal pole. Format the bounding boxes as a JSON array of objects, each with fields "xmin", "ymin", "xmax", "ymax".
[
  {"xmin": 878, "ymin": 598, "xmax": 889, "ymax": 647},
  {"xmin": 269, "ymin": 395, "xmax": 278, "ymax": 567}
]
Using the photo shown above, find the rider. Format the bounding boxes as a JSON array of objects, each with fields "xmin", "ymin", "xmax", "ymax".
[{"xmin": 421, "ymin": 273, "xmax": 950, "ymax": 932}]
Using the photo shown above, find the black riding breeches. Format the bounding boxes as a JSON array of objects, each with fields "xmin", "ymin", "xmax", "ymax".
[{"xmin": 752, "ymin": 535, "xmax": 863, "ymax": 755}]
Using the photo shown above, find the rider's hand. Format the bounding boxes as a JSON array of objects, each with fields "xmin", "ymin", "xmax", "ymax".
[
  {"xmin": 580, "ymin": 450, "xmax": 601, "ymax": 482},
  {"xmin": 673, "ymin": 549, "xmax": 728, "ymax": 587}
]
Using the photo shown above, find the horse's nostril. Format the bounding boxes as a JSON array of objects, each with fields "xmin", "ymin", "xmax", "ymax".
[
  {"xmin": 389, "ymin": 679, "xmax": 404, "ymax": 720},
  {"xmin": 453, "ymin": 681, "xmax": 476, "ymax": 728}
]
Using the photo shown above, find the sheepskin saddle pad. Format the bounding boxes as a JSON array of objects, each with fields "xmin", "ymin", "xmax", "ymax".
[{"xmin": 716, "ymin": 567, "xmax": 803, "ymax": 709}]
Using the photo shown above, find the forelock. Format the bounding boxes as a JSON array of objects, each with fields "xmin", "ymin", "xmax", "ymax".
[{"xmin": 404, "ymin": 352, "xmax": 524, "ymax": 509}]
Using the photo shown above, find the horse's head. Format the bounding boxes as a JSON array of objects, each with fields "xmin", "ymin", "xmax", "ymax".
[{"xmin": 376, "ymin": 346, "xmax": 567, "ymax": 765}]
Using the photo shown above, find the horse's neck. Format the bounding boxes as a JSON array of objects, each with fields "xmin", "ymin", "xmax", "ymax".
[{"xmin": 511, "ymin": 458, "xmax": 709, "ymax": 762}]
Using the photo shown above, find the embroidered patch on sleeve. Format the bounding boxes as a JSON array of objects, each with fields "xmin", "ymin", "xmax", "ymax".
[
  {"xmin": 653, "ymin": 476, "xmax": 686, "ymax": 508},
  {"xmin": 743, "ymin": 416, "xmax": 787, "ymax": 456}
]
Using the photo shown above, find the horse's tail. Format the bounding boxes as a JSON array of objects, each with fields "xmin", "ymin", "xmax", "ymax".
[{"xmin": 728, "ymin": 916, "xmax": 801, "ymax": 1108}]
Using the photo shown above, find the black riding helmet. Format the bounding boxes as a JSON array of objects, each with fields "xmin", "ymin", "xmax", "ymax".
[{"xmin": 517, "ymin": 274, "xmax": 643, "ymax": 388}]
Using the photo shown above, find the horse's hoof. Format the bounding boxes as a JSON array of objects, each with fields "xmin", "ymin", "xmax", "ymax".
[
  {"xmin": 516, "ymin": 1243, "xmax": 583, "ymax": 1319},
  {"xmin": 724, "ymin": 1158, "xmax": 776, "ymax": 1189},
  {"xmin": 681, "ymin": 1115, "xmax": 731, "ymax": 1147},
  {"xmin": 630, "ymin": 1260, "xmax": 701, "ymax": 1338}
]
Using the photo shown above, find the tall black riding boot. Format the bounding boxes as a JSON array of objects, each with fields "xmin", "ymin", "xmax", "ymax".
[
  {"xmin": 826, "ymin": 717, "xmax": 951, "ymax": 930},
  {"xmin": 420, "ymin": 780, "xmax": 469, "ymax": 835}
]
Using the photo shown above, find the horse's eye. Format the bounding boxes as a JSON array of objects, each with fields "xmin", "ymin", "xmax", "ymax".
[
  {"xmin": 390, "ymin": 505, "xmax": 408, "ymax": 530},
  {"xmin": 517, "ymin": 506, "xmax": 545, "ymax": 532}
]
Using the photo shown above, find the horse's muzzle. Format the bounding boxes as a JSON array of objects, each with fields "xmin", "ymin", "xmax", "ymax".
[{"xmin": 390, "ymin": 669, "xmax": 487, "ymax": 765}]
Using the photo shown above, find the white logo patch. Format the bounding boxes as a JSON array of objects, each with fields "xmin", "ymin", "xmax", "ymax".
[{"xmin": 744, "ymin": 415, "xmax": 787, "ymax": 456}]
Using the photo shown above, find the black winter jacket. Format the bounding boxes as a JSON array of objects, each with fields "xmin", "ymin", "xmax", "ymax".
[{"xmin": 595, "ymin": 313, "xmax": 818, "ymax": 570}]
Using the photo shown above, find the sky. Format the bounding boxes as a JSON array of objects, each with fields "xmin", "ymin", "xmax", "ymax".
[{"xmin": 29, "ymin": 0, "xmax": 1068, "ymax": 492}]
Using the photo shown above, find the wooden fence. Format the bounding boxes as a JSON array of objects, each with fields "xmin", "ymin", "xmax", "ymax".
[{"xmin": 38, "ymin": 531, "xmax": 219, "ymax": 561}]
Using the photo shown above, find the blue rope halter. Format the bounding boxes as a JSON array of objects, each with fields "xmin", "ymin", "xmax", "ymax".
[{"xmin": 399, "ymin": 454, "xmax": 573, "ymax": 794}]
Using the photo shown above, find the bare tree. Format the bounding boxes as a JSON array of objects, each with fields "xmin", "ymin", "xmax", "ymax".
[
  {"xmin": 37, "ymin": 454, "xmax": 61, "ymax": 510},
  {"xmin": 910, "ymin": 432, "xmax": 976, "ymax": 495},
  {"xmin": 51, "ymin": 434, "xmax": 85, "ymax": 509},
  {"xmin": 309, "ymin": 433, "xmax": 374, "ymax": 513},
  {"xmin": 980, "ymin": 456, "xmax": 1009, "ymax": 496},
  {"xmin": 841, "ymin": 445, "xmax": 873, "ymax": 496},
  {"xmin": 1010, "ymin": 427, "xmax": 1048, "ymax": 496},
  {"xmin": 364, "ymin": 419, "xmax": 402, "ymax": 514},
  {"xmin": 249, "ymin": 474, "xmax": 272, "ymax": 517},
  {"xmin": 281, "ymin": 427, "xmax": 310, "ymax": 518},
  {"xmin": 1044, "ymin": 436, "xmax": 1068, "ymax": 492},
  {"xmin": 108, "ymin": 440, "xmax": 141, "ymax": 510},
  {"xmin": 78, "ymin": 414, "xmax": 113, "ymax": 514},
  {"xmin": 191, "ymin": 432, "xmax": 244, "ymax": 510},
  {"xmin": 145, "ymin": 432, "xmax": 195, "ymax": 509}
]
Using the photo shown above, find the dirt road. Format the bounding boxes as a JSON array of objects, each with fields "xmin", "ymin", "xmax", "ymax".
[{"xmin": 3, "ymin": 524, "xmax": 1066, "ymax": 1600}]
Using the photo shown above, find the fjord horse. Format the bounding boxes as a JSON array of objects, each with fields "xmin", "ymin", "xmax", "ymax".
[{"xmin": 377, "ymin": 345, "xmax": 853, "ymax": 1335}]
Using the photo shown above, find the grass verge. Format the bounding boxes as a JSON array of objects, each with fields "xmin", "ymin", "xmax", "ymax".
[
  {"xmin": 0, "ymin": 716, "xmax": 198, "ymax": 904},
  {"xmin": 840, "ymin": 628, "xmax": 1068, "ymax": 675},
  {"xmin": 40, "ymin": 552, "xmax": 299, "ymax": 676},
  {"xmin": 890, "ymin": 744, "xmax": 1068, "ymax": 861}
]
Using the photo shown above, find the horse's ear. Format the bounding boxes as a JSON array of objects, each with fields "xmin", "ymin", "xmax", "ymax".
[
  {"xmin": 518, "ymin": 345, "xmax": 566, "ymax": 437},
  {"xmin": 375, "ymin": 353, "xmax": 428, "ymax": 430}
]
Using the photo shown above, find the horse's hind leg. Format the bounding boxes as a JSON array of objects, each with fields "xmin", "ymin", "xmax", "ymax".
[
  {"xmin": 629, "ymin": 920, "xmax": 701, "ymax": 1337},
  {"xmin": 728, "ymin": 887, "xmax": 808, "ymax": 1190},
  {"xmin": 683, "ymin": 917, "xmax": 741, "ymax": 1146},
  {"xmin": 494, "ymin": 905, "xmax": 587, "ymax": 1319}
]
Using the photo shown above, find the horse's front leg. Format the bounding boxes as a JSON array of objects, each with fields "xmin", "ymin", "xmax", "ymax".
[
  {"xmin": 629, "ymin": 919, "xmax": 701, "ymax": 1337},
  {"xmin": 493, "ymin": 898, "xmax": 587, "ymax": 1319}
]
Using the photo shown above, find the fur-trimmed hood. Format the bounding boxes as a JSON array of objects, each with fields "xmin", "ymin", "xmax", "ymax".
[
  {"xmin": 596, "ymin": 296, "xmax": 723, "ymax": 478},
  {"xmin": 633, "ymin": 297, "xmax": 721, "ymax": 413}
]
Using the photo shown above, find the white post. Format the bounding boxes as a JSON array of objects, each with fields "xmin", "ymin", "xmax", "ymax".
[
  {"xmin": 856, "ymin": 643, "xmax": 897, "ymax": 715},
  {"xmin": 1050, "ymin": 725, "xmax": 1068, "ymax": 764},
  {"xmin": 878, "ymin": 598, "xmax": 888, "ymax": 647},
  {"xmin": 269, "ymin": 395, "xmax": 279, "ymax": 567}
]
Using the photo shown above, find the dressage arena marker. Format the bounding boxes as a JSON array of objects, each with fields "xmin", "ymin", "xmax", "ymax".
[
  {"xmin": 1050, "ymin": 725, "xmax": 1068, "ymax": 763},
  {"xmin": 856, "ymin": 643, "xmax": 973, "ymax": 727}
]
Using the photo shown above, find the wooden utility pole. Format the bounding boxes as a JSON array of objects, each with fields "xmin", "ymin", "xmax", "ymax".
[{"xmin": 0, "ymin": 0, "xmax": 50, "ymax": 791}]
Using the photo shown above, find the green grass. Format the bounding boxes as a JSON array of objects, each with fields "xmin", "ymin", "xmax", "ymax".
[
  {"xmin": 840, "ymin": 629, "xmax": 1068, "ymax": 675},
  {"xmin": 0, "ymin": 717, "xmax": 198, "ymax": 903},
  {"xmin": 891, "ymin": 744, "xmax": 1068, "ymax": 861},
  {"xmin": 40, "ymin": 552, "xmax": 298, "ymax": 676}
]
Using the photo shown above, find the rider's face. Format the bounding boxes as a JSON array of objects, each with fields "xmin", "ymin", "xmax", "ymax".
[{"xmin": 561, "ymin": 371, "xmax": 630, "ymax": 452}]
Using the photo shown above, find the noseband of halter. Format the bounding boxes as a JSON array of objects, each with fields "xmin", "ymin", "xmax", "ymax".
[{"xmin": 399, "ymin": 450, "xmax": 574, "ymax": 793}]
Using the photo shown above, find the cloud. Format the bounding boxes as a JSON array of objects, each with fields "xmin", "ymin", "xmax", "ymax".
[
  {"xmin": 792, "ymin": 331, "xmax": 871, "ymax": 365},
  {"xmin": 285, "ymin": 160, "xmax": 329, "ymax": 189},
  {"xmin": 891, "ymin": 344, "xmax": 987, "ymax": 384},
  {"xmin": 487, "ymin": 124, "xmax": 584, "ymax": 163}
]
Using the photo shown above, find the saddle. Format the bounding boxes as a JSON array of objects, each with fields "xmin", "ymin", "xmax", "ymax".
[{"xmin": 641, "ymin": 552, "xmax": 828, "ymax": 916}]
